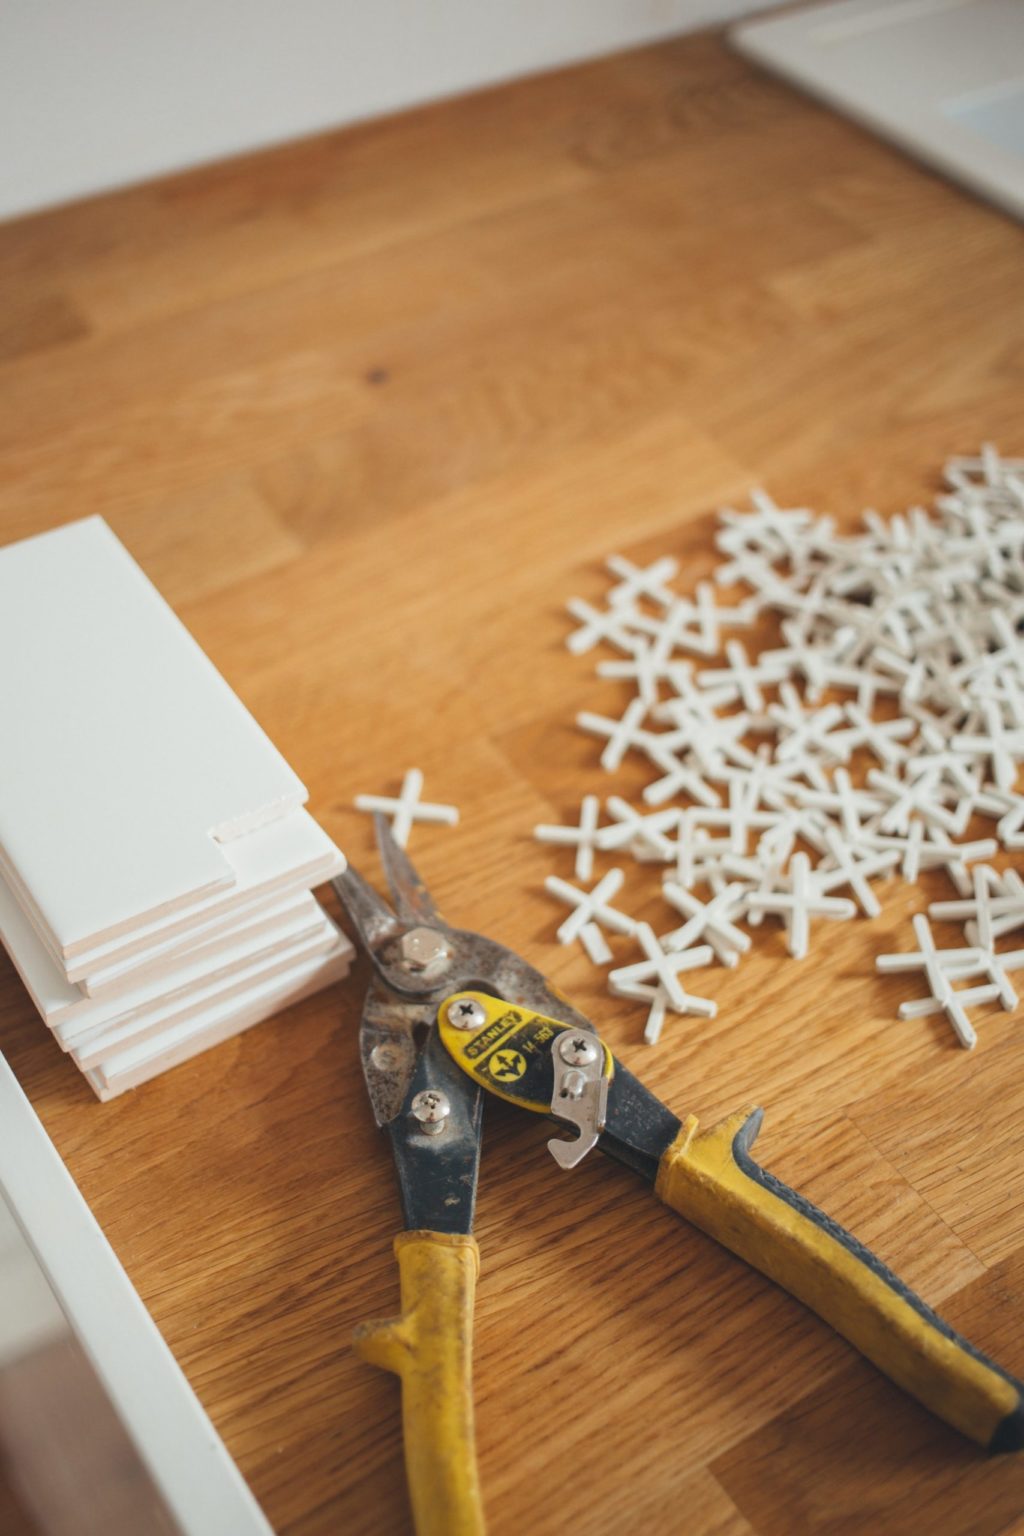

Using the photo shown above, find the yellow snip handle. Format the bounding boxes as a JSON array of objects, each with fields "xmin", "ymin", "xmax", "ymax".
[
  {"xmin": 355, "ymin": 1230, "xmax": 485, "ymax": 1536},
  {"xmin": 657, "ymin": 1106, "xmax": 1024, "ymax": 1451}
]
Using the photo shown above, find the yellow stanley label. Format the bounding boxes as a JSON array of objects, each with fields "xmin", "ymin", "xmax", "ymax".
[{"xmin": 438, "ymin": 991, "xmax": 613, "ymax": 1113}]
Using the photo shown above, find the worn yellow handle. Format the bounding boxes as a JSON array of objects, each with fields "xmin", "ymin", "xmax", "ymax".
[
  {"xmin": 355, "ymin": 1230, "xmax": 485, "ymax": 1536},
  {"xmin": 656, "ymin": 1106, "xmax": 1024, "ymax": 1451}
]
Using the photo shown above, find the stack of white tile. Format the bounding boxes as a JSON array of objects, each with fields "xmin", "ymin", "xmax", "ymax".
[{"xmin": 0, "ymin": 518, "xmax": 352, "ymax": 1099}]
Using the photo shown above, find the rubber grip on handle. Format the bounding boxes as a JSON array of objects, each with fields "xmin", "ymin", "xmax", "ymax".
[
  {"xmin": 656, "ymin": 1106, "xmax": 1024, "ymax": 1451},
  {"xmin": 355, "ymin": 1230, "xmax": 486, "ymax": 1536}
]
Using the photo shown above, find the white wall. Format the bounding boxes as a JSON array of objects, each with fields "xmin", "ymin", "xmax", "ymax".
[{"xmin": 1, "ymin": 1, "xmax": 775, "ymax": 221}]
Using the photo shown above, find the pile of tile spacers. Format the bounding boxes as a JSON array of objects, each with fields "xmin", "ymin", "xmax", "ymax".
[{"xmin": 536, "ymin": 445, "xmax": 1024, "ymax": 1048}]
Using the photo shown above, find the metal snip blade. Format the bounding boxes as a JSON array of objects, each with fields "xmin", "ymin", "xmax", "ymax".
[
  {"xmin": 332, "ymin": 861, "xmax": 402, "ymax": 953},
  {"xmin": 374, "ymin": 813, "xmax": 441, "ymax": 926}
]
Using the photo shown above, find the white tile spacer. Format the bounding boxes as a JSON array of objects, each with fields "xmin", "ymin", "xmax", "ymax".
[
  {"xmin": 629, "ymin": 583, "xmax": 724, "ymax": 658},
  {"xmin": 717, "ymin": 852, "xmax": 782, "ymax": 925},
  {"xmin": 834, "ymin": 703, "xmax": 917, "ymax": 769},
  {"xmin": 745, "ymin": 851, "xmax": 855, "ymax": 959},
  {"xmin": 605, "ymin": 553, "xmax": 679, "ymax": 609},
  {"xmin": 754, "ymin": 575, "xmax": 831, "ymax": 636},
  {"xmin": 655, "ymin": 661, "xmax": 739, "ymax": 728},
  {"xmin": 758, "ymin": 635, "xmax": 830, "ymax": 702},
  {"xmin": 597, "ymin": 643, "xmax": 671, "ymax": 707},
  {"xmin": 661, "ymin": 880, "xmax": 752, "ymax": 967},
  {"xmin": 354, "ymin": 768, "xmax": 459, "ymax": 848},
  {"xmin": 928, "ymin": 863, "xmax": 1001, "ymax": 944},
  {"xmin": 653, "ymin": 701, "xmax": 755, "ymax": 778},
  {"xmin": 670, "ymin": 821, "xmax": 727, "ymax": 888},
  {"xmin": 975, "ymin": 784, "xmax": 1024, "ymax": 850},
  {"xmin": 951, "ymin": 699, "xmax": 1024, "ymax": 793},
  {"xmin": 973, "ymin": 876, "xmax": 1024, "ymax": 943},
  {"xmin": 716, "ymin": 749, "xmax": 806, "ymax": 815},
  {"xmin": 927, "ymin": 833, "xmax": 1001, "ymax": 897},
  {"xmin": 876, "ymin": 913, "xmax": 999, "ymax": 1049},
  {"xmin": 965, "ymin": 948, "xmax": 1022, "ymax": 1012},
  {"xmin": 945, "ymin": 443, "xmax": 1024, "ymax": 485},
  {"xmin": 544, "ymin": 867, "xmax": 638, "ymax": 946},
  {"xmin": 752, "ymin": 818, "xmax": 803, "ymax": 872},
  {"xmin": 579, "ymin": 921, "xmax": 613, "ymax": 966},
  {"xmin": 866, "ymin": 768, "xmax": 968, "ymax": 838},
  {"xmin": 565, "ymin": 597, "xmax": 642, "ymax": 656},
  {"xmin": 930, "ymin": 864, "xmax": 1024, "ymax": 946},
  {"xmin": 610, "ymin": 976, "xmax": 715, "ymax": 1045},
  {"xmin": 884, "ymin": 819, "xmax": 925, "ymax": 884},
  {"xmin": 862, "ymin": 826, "xmax": 997, "ymax": 891},
  {"xmin": 556, "ymin": 445, "xmax": 1024, "ymax": 1045},
  {"xmin": 577, "ymin": 698, "xmax": 651, "ymax": 771},
  {"xmin": 704, "ymin": 593, "xmax": 760, "ymax": 630},
  {"xmin": 682, "ymin": 781, "xmax": 782, "ymax": 855},
  {"xmin": 595, "ymin": 796, "xmax": 680, "ymax": 861},
  {"xmin": 614, "ymin": 981, "xmax": 671, "ymax": 1043},
  {"xmin": 768, "ymin": 683, "xmax": 845, "ymax": 764},
  {"xmin": 684, "ymin": 581, "xmax": 728, "ymax": 657},
  {"xmin": 927, "ymin": 870, "xmax": 1022, "ymax": 1012},
  {"xmin": 608, "ymin": 924, "xmax": 717, "ymax": 1040},
  {"xmin": 534, "ymin": 795, "xmax": 602, "ymax": 881},
  {"xmin": 641, "ymin": 744, "xmax": 722, "ymax": 810},
  {"xmin": 794, "ymin": 767, "xmax": 884, "ymax": 841},
  {"xmin": 816, "ymin": 827, "xmax": 898, "ymax": 919},
  {"xmin": 906, "ymin": 722, "xmax": 982, "ymax": 799},
  {"xmin": 870, "ymin": 647, "xmax": 928, "ymax": 704},
  {"xmin": 697, "ymin": 640, "xmax": 788, "ymax": 713}
]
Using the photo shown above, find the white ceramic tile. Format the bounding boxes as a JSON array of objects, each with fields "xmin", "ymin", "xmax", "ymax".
[
  {"xmin": 0, "ymin": 1053, "xmax": 274, "ymax": 1534},
  {"xmin": 87, "ymin": 940, "xmax": 352, "ymax": 1098},
  {"xmin": 58, "ymin": 896, "xmax": 330, "ymax": 1046},
  {"xmin": 0, "ymin": 872, "xmax": 311, "ymax": 1035},
  {"xmin": 59, "ymin": 893, "xmax": 326, "ymax": 1031},
  {"xmin": 0, "ymin": 809, "xmax": 344, "ymax": 1011},
  {"xmin": 71, "ymin": 910, "xmax": 349, "ymax": 1068},
  {"xmin": 70, "ymin": 810, "xmax": 344, "ymax": 991},
  {"xmin": 0, "ymin": 516, "xmax": 307, "ymax": 958},
  {"xmin": 733, "ymin": 0, "xmax": 1024, "ymax": 223},
  {"xmin": 0, "ymin": 1198, "xmax": 66, "ymax": 1367}
]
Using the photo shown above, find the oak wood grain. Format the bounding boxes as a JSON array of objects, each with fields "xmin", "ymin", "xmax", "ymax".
[{"xmin": 1, "ymin": 30, "xmax": 1022, "ymax": 1536}]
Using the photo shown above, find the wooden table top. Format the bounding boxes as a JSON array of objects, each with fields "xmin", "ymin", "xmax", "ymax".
[{"xmin": 2, "ymin": 30, "xmax": 1024, "ymax": 1536}]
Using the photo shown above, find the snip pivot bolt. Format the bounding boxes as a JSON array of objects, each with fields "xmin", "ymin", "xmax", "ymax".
[{"xmin": 400, "ymin": 926, "xmax": 452, "ymax": 975}]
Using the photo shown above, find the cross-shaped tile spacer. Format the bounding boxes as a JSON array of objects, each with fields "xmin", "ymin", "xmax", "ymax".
[
  {"xmin": 608, "ymin": 975, "xmax": 716, "ymax": 1045},
  {"xmin": 565, "ymin": 597, "xmax": 642, "ymax": 656},
  {"xmin": 661, "ymin": 881, "xmax": 752, "ymax": 967},
  {"xmin": 596, "ymin": 796, "xmax": 680, "ymax": 861},
  {"xmin": 876, "ymin": 913, "xmax": 998, "ymax": 1049},
  {"xmin": 641, "ymin": 743, "xmax": 722, "ymax": 810},
  {"xmin": 745, "ymin": 851, "xmax": 855, "ymax": 960},
  {"xmin": 951, "ymin": 699, "xmax": 1024, "ymax": 793},
  {"xmin": 697, "ymin": 640, "xmax": 788, "ymax": 713},
  {"xmin": 608, "ymin": 923, "xmax": 717, "ymax": 1029},
  {"xmin": 605, "ymin": 554, "xmax": 679, "ymax": 609},
  {"xmin": 768, "ymin": 684, "xmax": 845, "ymax": 764},
  {"xmin": 834, "ymin": 703, "xmax": 917, "ymax": 769},
  {"xmin": 534, "ymin": 795, "xmax": 603, "ymax": 882},
  {"xmin": 577, "ymin": 698, "xmax": 651, "ymax": 771},
  {"xmin": 930, "ymin": 864, "xmax": 1024, "ymax": 946},
  {"xmin": 976, "ymin": 784, "xmax": 1024, "ymax": 850},
  {"xmin": 866, "ymin": 768, "xmax": 969, "ymax": 838},
  {"xmin": 816, "ymin": 827, "xmax": 898, "ymax": 918},
  {"xmin": 354, "ymin": 768, "xmax": 459, "ymax": 848},
  {"xmin": 794, "ymin": 767, "xmax": 884, "ymax": 841},
  {"xmin": 597, "ymin": 642, "xmax": 676, "ymax": 707},
  {"xmin": 545, "ymin": 868, "xmax": 638, "ymax": 946}
]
